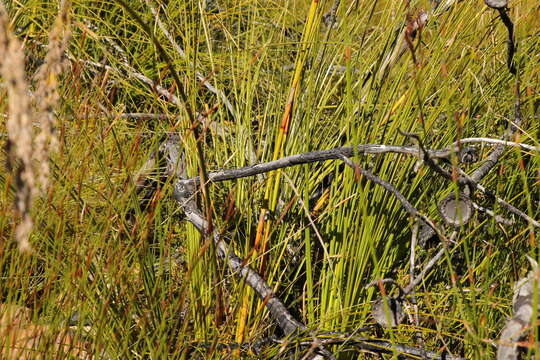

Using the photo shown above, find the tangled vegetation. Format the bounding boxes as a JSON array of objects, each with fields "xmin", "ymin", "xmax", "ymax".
[{"xmin": 0, "ymin": 0, "xmax": 539, "ymax": 359}]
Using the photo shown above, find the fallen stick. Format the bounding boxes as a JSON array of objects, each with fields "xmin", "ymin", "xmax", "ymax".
[
  {"xmin": 176, "ymin": 143, "xmax": 466, "ymax": 187},
  {"xmin": 497, "ymin": 257, "xmax": 539, "ymax": 360},
  {"xmin": 160, "ymin": 135, "xmax": 306, "ymax": 337},
  {"xmin": 155, "ymin": 134, "xmax": 463, "ymax": 359},
  {"xmin": 338, "ymin": 154, "xmax": 448, "ymax": 243}
]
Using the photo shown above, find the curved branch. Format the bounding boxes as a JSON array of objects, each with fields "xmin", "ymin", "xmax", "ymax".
[{"xmin": 177, "ymin": 143, "xmax": 462, "ymax": 187}]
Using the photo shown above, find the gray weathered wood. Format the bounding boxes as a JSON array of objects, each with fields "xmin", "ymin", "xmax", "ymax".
[{"xmin": 484, "ymin": 0, "xmax": 507, "ymax": 9}]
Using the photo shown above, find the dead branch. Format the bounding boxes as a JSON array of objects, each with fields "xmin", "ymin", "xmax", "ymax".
[
  {"xmin": 160, "ymin": 136, "xmax": 306, "ymax": 337},
  {"xmin": 454, "ymin": 137, "xmax": 538, "ymax": 152},
  {"xmin": 176, "ymin": 143, "xmax": 467, "ymax": 187},
  {"xmin": 497, "ymin": 257, "xmax": 539, "ymax": 360},
  {"xmin": 338, "ymin": 154, "xmax": 449, "ymax": 242},
  {"xmin": 274, "ymin": 333, "xmax": 466, "ymax": 360},
  {"xmin": 470, "ymin": 84, "xmax": 523, "ymax": 183},
  {"xmin": 183, "ymin": 332, "xmax": 467, "ymax": 360},
  {"xmin": 404, "ymin": 231, "xmax": 459, "ymax": 295},
  {"xmin": 137, "ymin": 134, "xmax": 467, "ymax": 359},
  {"xmin": 455, "ymin": 166, "xmax": 540, "ymax": 227}
]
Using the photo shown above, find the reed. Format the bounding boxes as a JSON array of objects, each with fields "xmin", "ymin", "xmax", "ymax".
[{"xmin": 0, "ymin": 0, "xmax": 538, "ymax": 358}]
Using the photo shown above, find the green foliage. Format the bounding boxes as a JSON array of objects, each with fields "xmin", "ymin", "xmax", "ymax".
[{"xmin": 0, "ymin": 0, "xmax": 538, "ymax": 358}]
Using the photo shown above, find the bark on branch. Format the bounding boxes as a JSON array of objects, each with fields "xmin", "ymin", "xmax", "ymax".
[
  {"xmin": 176, "ymin": 143, "xmax": 465, "ymax": 187},
  {"xmin": 147, "ymin": 134, "xmax": 467, "ymax": 359}
]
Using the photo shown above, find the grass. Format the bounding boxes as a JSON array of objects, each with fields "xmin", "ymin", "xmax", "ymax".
[{"xmin": 0, "ymin": 0, "xmax": 539, "ymax": 359}]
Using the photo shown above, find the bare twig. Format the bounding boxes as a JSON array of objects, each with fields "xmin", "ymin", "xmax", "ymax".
[
  {"xmin": 404, "ymin": 231, "xmax": 459, "ymax": 294},
  {"xmin": 338, "ymin": 155, "xmax": 449, "ymax": 243},
  {"xmin": 115, "ymin": 0, "xmax": 215, "ymax": 238},
  {"xmin": 409, "ymin": 221, "xmax": 421, "ymax": 328},
  {"xmin": 160, "ymin": 136, "xmax": 306, "ymax": 336},
  {"xmin": 471, "ymin": 95, "xmax": 521, "ymax": 181},
  {"xmin": 182, "ymin": 205, "xmax": 307, "ymax": 335},
  {"xmin": 399, "ymin": 130, "xmax": 454, "ymax": 181},
  {"xmin": 119, "ymin": 112, "xmax": 172, "ymax": 121},
  {"xmin": 177, "ymin": 143, "xmax": 462, "ymax": 187},
  {"xmin": 497, "ymin": 7, "xmax": 517, "ymax": 75},
  {"xmin": 322, "ymin": 0, "xmax": 341, "ymax": 28},
  {"xmin": 456, "ymin": 168, "xmax": 539, "ymax": 227},
  {"xmin": 400, "ymin": 127, "xmax": 537, "ymax": 237},
  {"xmin": 484, "ymin": 1, "xmax": 515, "ymax": 73},
  {"xmin": 470, "ymin": 201, "xmax": 514, "ymax": 226},
  {"xmin": 150, "ymin": 135, "xmax": 463, "ymax": 360},
  {"xmin": 167, "ymin": 140, "xmax": 336, "ymax": 359},
  {"xmin": 165, "ymin": 131, "xmax": 536, "ymax": 228},
  {"xmin": 470, "ymin": 84, "xmax": 523, "ymax": 182},
  {"xmin": 364, "ymin": 278, "xmax": 405, "ymax": 294},
  {"xmin": 185, "ymin": 331, "xmax": 466, "ymax": 360},
  {"xmin": 274, "ymin": 333, "xmax": 465, "ymax": 360},
  {"xmin": 455, "ymin": 137, "xmax": 539, "ymax": 152},
  {"xmin": 74, "ymin": 23, "xmax": 257, "ymax": 164},
  {"xmin": 77, "ymin": 57, "xmax": 185, "ymax": 107},
  {"xmin": 410, "ymin": 221, "xmax": 419, "ymax": 290}
]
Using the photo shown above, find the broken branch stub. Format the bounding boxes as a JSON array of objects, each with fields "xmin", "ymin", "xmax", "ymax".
[
  {"xmin": 484, "ymin": 0, "xmax": 508, "ymax": 8},
  {"xmin": 371, "ymin": 296, "xmax": 405, "ymax": 328},
  {"xmin": 438, "ymin": 193, "xmax": 473, "ymax": 227}
]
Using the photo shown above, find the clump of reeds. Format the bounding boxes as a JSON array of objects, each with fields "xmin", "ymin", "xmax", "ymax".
[{"xmin": 0, "ymin": 1, "xmax": 71, "ymax": 252}]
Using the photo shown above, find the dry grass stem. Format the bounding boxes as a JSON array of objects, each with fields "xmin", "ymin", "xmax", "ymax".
[
  {"xmin": 0, "ymin": 303, "xmax": 92, "ymax": 359},
  {"xmin": 34, "ymin": 0, "xmax": 71, "ymax": 191},
  {"xmin": 0, "ymin": 3, "xmax": 36, "ymax": 252},
  {"xmin": 0, "ymin": 2, "xmax": 71, "ymax": 252}
]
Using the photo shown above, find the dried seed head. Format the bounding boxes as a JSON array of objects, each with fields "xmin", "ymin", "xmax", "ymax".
[
  {"xmin": 34, "ymin": 0, "xmax": 72, "ymax": 191},
  {"xmin": 0, "ymin": 2, "xmax": 71, "ymax": 252},
  {"xmin": 0, "ymin": 3, "xmax": 36, "ymax": 252}
]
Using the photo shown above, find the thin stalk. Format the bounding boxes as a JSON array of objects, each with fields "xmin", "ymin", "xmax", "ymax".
[{"xmin": 236, "ymin": 0, "xmax": 323, "ymax": 345}]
